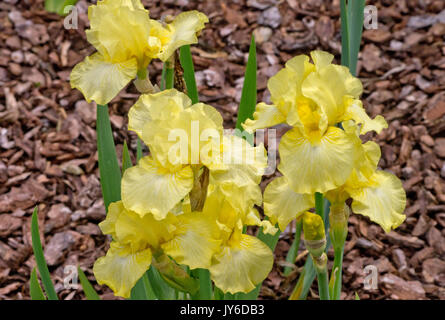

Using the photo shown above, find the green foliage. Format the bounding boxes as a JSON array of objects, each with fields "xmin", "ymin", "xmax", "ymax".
[
  {"xmin": 44, "ymin": 0, "xmax": 78, "ymax": 16},
  {"xmin": 179, "ymin": 45, "xmax": 199, "ymax": 104},
  {"xmin": 341, "ymin": 0, "xmax": 366, "ymax": 75},
  {"xmin": 31, "ymin": 207, "xmax": 58, "ymax": 300},
  {"xmin": 122, "ymin": 141, "xmax": 133, "ymax": 173},
  {"xmin": 30, "ymin": 267, "xmax": 46, "ymax": 300},
  {"xmin": 161, "ymin": 62, "xmax": 174, "ymax": 90},
  {"xmin": 78, "ymin": 267, "xmax": 101, "ymax": 300},
  {"xmin": 235, "ymin": 35, "xmax": 257, "ymax": 144},
  {"xmin": 96, "ymin": 104, "xmax": 122, "ymax": 212}
]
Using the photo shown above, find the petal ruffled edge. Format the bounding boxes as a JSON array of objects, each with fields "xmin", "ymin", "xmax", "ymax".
[
  {"xmin": 70, "ymin": 52, "xmax": 137, "ymax": 105},
  {"xmin": 121, "ymin": 156, "xmax": 194, "ymax": 220},
  {"xmin": 348, "ymin": 170, "xmax": 406, "ymax": 233},
  {"xmin": 93, "ymin": 242, "xmax": 152, "ymax": 298},
  {"xmin": 263, "ymin": 176, "xmax": 314, "ymax": 231},
  {"xmin": 209, "ymin": 234, "xmax": 273, "ymax": 294}
]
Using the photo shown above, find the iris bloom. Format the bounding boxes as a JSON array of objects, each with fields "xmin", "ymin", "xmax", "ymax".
[
  {"xmin": 93, "ymin": 201, "xmax": 219, "ymax": 298},
  {"xmin": 122, "ymin": 89, "xmax": 267, "ymax": 220},
  {"xmin": 243, "ymin": 50, "xmax": 387, "ymax": 195},
  {"xmin": 165, "ymin": 187, "xmax": 276, "ymax": 294},
  {"xmin": 70, "ymin": 0, "xmax": 208, "ymax": 105},
  {"xmin": 245, "ymin": 50, "xmax": 406, "ymax": 233}
]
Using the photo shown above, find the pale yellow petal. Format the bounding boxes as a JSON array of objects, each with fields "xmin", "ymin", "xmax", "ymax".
[
  {"xmin": 128, "ymin": 89, "xmax": 190, "ymax": 138},
  {"xmin": 93, "ymin": 242, "xmax": 152, "ymax": 298},
  {"xmin": 70, "ymin": 53, "xmax": 137, "ymax": 105},
  {"xmin": 302, "ymin": 64, "xmax": 362, "ymax": 125},
  {"xmin": 241, "ymin": 103, "xmax": 286, "ymax": 133},
  {"xmin": 209, "ymin": 234, "xmax": 273, "ymax": 294},
  {"xmin": 121, "ymin": 156, "xmax": 193, "ymax": 219},
  {"xmin": 158, "ymin": 11, "xmax": 208, "ymax": 61},
  {"xmin": 310, "ymin": 50, "xmax": 334, "ymax": 69},
  {"xmin": 207, "ymin": 136, "xmax": 267, "ymax": 213},
  {"xmin": 263, "ymin": 176, "xmax": 314, "ymax": 231},
  {"xmin": 348, "ymin": 170, "xmax": 406, "ymax": 233},
  {"xmin": 87, "ymin": 1, "xmax": 152, "ymax": 65},
  {"xmin": 278, "ymin": 126, "xmax": 358, "ymax": 194},
  {"xmin": 142, "ymin": 101, "xmax": 223, "ymax": 167},
  {"xmin": 162, "ymin": 212, "xmax": 221, "ymax": 269},
  {"xmin": 344, "ymin": 98, "xmax": 388, "ymax": 134},
  {"xmin": 114, "ymin": 208, "xmax": 172, "ymax": 250},
  {"xmin": 99, "ymin": 201, "xmax": 124, "ymax": 238},
  {"xmin": 245, "ymin": 208, "xmax": 278, "ymax": 235}
]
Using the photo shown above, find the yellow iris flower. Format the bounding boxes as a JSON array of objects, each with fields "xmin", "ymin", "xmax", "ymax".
[
  {"xmin": 245, "ymin": 50, "xmax": 405, "ymax": 233},
  {"xmin": 93, "ymin": 89, "xmax": 276, "ymax": 296},
  {"xmin": 70, "ymin": 0, "xmax": 208, "ymax": 105},
  {"xmin": 164, "ymin": 188, "xmax": 276, "ymax": 294},
  {"xmin": 325, "ymin": 139, "xmax": 406, "ymax": 232},
  {"xmin": 93, "ymin": 201, "xmax": 219, "ymax": 298},
  {"xmin": 243, "ymin": 50, "xmax": 387, "ymax": 195},
  {"xmin": 123, "ymin": 89, "xmax": 267, "ymax": 220}
]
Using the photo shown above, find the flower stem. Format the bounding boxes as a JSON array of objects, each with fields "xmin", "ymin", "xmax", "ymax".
[
  {"xmin": 313, "ymin": 253, "xmax": 329, "ymax": 300},
  {"xmin": 161, "ymin": 56, "xmax": 175, "ymax": 90},
  {"xmin": 328, "ymin": 203, "xmax": 349, "ymax": 300},
  {"xmin": 331, "ymin": 247, "xmax": 344, "ymax": 300}
]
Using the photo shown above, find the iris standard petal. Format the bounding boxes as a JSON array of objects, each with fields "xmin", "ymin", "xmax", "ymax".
[
  {"xmin": 310, "ymin": 50, "xmax": 334, "ymax": 69},
  {"xmin": 86, "ymin": 0, "xmax": 152, "ymax": 64},
  {"xmin": 301, "ymin": 64, "xmax": 362, "ymax": 125},
  {"xmin": 241, "ymin": 103, "xmax": 286, "ymax": 133},
  {"xmin": 128, "ymin": 89, "xmax": 190, "ymax": 138},
  {"xmin": 157, "ymin": 11, "xmax": 208, "ymax": 61},
  {"xmin": 344, "ymin": 98, "xmax": 388, "ymax": 134},
  {"xmin": 114, "ymin": 208, "xmax": 172, "ymax": 249}
]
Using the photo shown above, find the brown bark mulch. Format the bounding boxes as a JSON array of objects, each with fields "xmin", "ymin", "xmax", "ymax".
[{"xmin": 0, "ymin": 0, "xmax": 444, "ymax": 300}]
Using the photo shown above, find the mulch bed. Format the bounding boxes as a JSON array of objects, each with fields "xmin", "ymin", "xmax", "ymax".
[{"xmin": 0, "ymin": 0, "xmax": 444, "ymax": 300}]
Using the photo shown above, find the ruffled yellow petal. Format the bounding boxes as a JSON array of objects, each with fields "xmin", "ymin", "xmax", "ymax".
[
  {"xmin": 241, "ymin": 103, "xmax": 286, "ymax": 133},
  {"xmin": 245, "ymin": 208, "xmax": 278, "ymax": 235},
  {"xmin": 121, "ymin": 156, "xmax": 193, "ymax": 219},
  {"xmin": 348, "ymin": 170, "xmax": 406, "ymax": 233},
  {"xmin": 157, "ymin": 11, "xmax": 208, "ymax": 61},
  {"xmin": 209, "ymin": 233, "xmax": 273, "ymax": 294},
  {"xmin": 344, "ymin": 98, "xmax": 388, "ymax": 134},
  {"xmin": 267, "ymin": 55, "xmax": 314, "ymax": 126},
  {"xmin": 128, "ymin": 89, "xmax": 190, "ymax": 139},
  {"xmin": 348, "ymin": 140, "xmax": 382, "ymax": 184},
  {"xmin": 86, "ymin": 0, "xmax": 152, "ymax": 65},
  {"xmin": 142, "ymin": 101, "xmax": 223, "ymax": 167},
  {"xmin": 301, "ymin": 64, "xmax": 362, "ymax": 125},
  {"xmin": 278, "ymin": 126, "xmax": 358, "ymax": 194},
  {"xmin": 161, "ymin": 212, "xmax": 221, "ymax": 269},
  {"xmin": 207, "ymin": 135, "xmax": 267, "ymax": 213},
  {"xmin": 99, "ymin": 201, "xmax": 124, "ymax": 238},
  {"xmin": 93, "ymin": 241, "xmax": 152, "ymax": 298},
  {"xmin": 310, "ymin": 50, "xmax": 334, "ymax": 69},
  {"xmin": 114, "ymin": 207, "xmax": 172, "ymax": 250},
  {"xmin": 263, "ymin": 176, "xmax": 314, "ymax": 231},
  {"xmin": 70, "ymin": 53, "xmax": 137, "ymax": 105}
]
